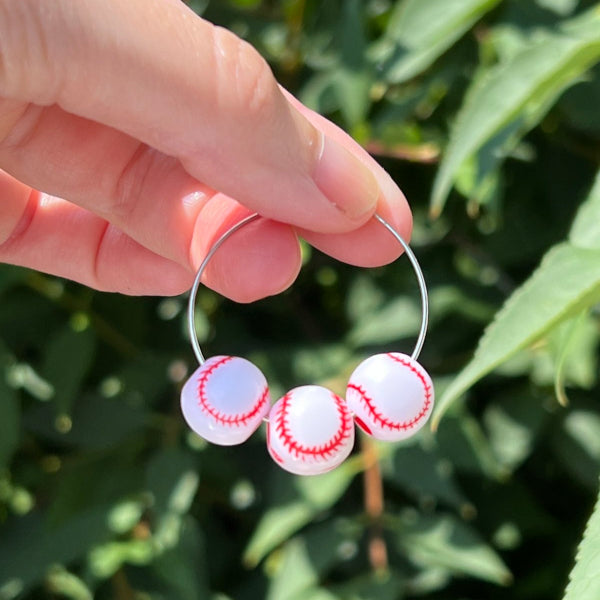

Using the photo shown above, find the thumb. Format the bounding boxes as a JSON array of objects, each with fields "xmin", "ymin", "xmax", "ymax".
[{"xmin": 0, "ymin": 0, "xmax": 388, "ymax": 233}]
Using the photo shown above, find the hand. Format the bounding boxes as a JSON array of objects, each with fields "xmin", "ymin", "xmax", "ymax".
[{"xmin": 0, "ymin": 0, "xmax": 411, "ymax": 301}]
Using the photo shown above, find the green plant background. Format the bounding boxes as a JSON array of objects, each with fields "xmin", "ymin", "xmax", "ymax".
[{"xmin": 1, "ymin": 1, "xmax": 600, "ymax": 599}]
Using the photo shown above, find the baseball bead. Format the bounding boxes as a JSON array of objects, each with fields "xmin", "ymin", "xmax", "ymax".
[
  {"xmin": 181, "ymin": 356, "xmax": 270, "ymax": 446},
  {"xmin": 346, "ymin": 352, "xmax": 433, "ymax": 442},
  {"xmin": 267, "ymin": 385, "xmax": 355, "ymax": 476}
]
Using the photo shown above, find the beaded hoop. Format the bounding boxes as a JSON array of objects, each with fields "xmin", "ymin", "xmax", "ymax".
[{"xmin": 181, "ymin": 213, "xmax": 433, "ymax": 476}]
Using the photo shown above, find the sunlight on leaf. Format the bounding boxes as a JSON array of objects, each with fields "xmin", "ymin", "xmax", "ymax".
[
  {"xmin": 431, "ymin": 9, "xmax": 600, "ymax": 214},
  {"xmin": 152, "ymin": 518, "xmax": 210, "ymax": 600},
  {"xmin": 394, "ymin": 512, "xmax": 512, "ymax": 585},
  {"xmin": 333, "ymin": 0, "xmax": 372, "ymax": 127},
  {"xmin": 244, "ymin": 462, "xmax": 359, "ymax": 567},
  {"xmin": 45, "ymin": 566, "xmax": 93, "ymax": 600},
  {"xmin": 267, "ymin": 538, "xmax": 318, "ymax": 600},
  {"xmin": 244, "ymin": 502, "xmax": 313, "ymax": 568},
  {"xmin": 553, "ymin": 311, "xmax": 590, "ymax": 406},
  {"xmin": 433, "ymin": 244, "xmax": 600, "ymax": 428},
  {"xmin": 88, "ymin": 540, "xmax": 154, "ymax": 578},
  {"xmin": 376, "ymin": 0, "xmax": 501, "ymax": 84},
  {"xmin": 569, "ymin": 170, "xmax": 600, "ymax": 249},
  {"xmin": 563, "ymin": 480, "xmax": 600, "ymax": 600}
]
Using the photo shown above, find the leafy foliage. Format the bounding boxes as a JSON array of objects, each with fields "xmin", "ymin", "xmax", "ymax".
[
  {"xmin": 1, "ymin": 1, "xmax": 600, "ymax": 599},
  {"xmin": 431, "ymin": 6, "xmax": 600, "ymax": 214},
  {"xmin": 434, "ymin": 175, "xmax": 600, "ymax": 426}
]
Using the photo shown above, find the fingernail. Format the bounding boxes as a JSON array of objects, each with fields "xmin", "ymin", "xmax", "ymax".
[{"xmin": 312, "ymin": 134, "xmax": 379, "ymax": 221}]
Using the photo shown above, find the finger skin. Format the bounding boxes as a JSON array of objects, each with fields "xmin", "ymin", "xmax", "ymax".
[
  {"xmin": 190, "ymin": 195, "xmax": 301, "ymax": 303},
  {"xmin": 0, "ymin": 0, "xmax": 413, "ymax": 298},
  {"xmin": 283, "ymin": 91, "xmax": 412, "ymax": 265},
  {"xmin": 0, "ymin": 98, "xmax": 409, "ymax": 271},
  {"xmin": 0, "ymin": 172, "xmax": 300, "ymax": 299},
  {"xmin": 0, "ymin": 103, "xmax": 211, "ymax": 268},
  {"xmin": 0, "ymin": 0, "xmax": 384, "ymax": 234},
  {"xmin": 0, "ymin": 185, "xmax": 190, "ymax": 295}
]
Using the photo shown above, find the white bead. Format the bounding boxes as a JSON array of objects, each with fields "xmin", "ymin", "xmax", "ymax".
[
  {"xmin": 267, "ymin": 385, "xmax": 355, "ymax": 476},
  {"xmin": 180, "ymin": 356, "xmax": 270, "ymax": 446},
  {"xmin": 346, "ymin": 352, "xmax": 434, "ymax": 442}
]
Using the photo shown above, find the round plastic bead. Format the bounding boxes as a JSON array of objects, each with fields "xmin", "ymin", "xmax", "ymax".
[
  {"xmin": 267, "ymin": 385, "xmax": 355, "ymax": 476},
  {"xmin": 346, "ymin": 352, "xmax": 434, "ymax": 442},
  {"xmin": 181, "ymin": 355, "xmax": 270, "ymax": 446}
]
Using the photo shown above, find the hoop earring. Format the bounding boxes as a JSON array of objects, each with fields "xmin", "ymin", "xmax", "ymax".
[{"xmin": 181, "ymin": 213, "xmax": 433, "ymax": 476}]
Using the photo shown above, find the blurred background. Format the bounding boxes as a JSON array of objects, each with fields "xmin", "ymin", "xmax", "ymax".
[{"xmin": 1, "ymin": 0, "xmax": 600, "ymax": 598}]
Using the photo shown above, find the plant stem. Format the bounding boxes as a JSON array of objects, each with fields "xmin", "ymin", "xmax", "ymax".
[
  {"xmin": 361, "ymin": 434, "xmax": 389, "ymax": 574},
  {"xmin": 111, "ymin": 569, "xmax": 136, "ymax": 600}
]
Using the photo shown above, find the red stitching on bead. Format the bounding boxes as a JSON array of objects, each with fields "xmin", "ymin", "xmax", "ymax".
[
  {"xmin": 267, "ymin": 422, "xmax": 285, "ymax": 464},
  {"xmin": 353, "ymin": 415, "xmax": 373, "ymax": 435},
  {"xmin": 196, "ymin": 356, "xmax": 269, "ymax": 427},
  {"xmin": 273, "ymin": 390, "xmax": 353, "ymax": 462},
  {"xmin": 348, "ymin": 354, "xmax": 432, "ymax": 431}
]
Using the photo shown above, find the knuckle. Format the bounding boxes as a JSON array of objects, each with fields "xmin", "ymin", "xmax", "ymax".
[
  {"xmin": 0, "ymin": 187, "xmax": 38, "ymax": 250},
  {"xmin": 0, "ymin": 100, "xmax": 40, "ymax": 151},
  {"xmin": 211, "ymin": 26, "xmax": 278, "ymax": 119},
  {"xmin": 91, "ymin": 221, "xmax": 111, "ymax": 289},
  {"xmin": 110, "ymin": 145, "xmax": 157, "ymax": 223},
  {"xmin": 0, "ymin": 0, "xmax": 62, "ymax": 102}
]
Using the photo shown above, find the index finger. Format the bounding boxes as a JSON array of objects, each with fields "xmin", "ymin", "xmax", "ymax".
[{"xmin": 0, "ymin": 0, "xmax": 406, "ymax": 234}]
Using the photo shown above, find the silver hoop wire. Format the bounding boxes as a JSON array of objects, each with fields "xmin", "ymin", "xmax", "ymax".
[{"xmin": 187, "ymin": 213, "xmax": 429, "ymax": 366}]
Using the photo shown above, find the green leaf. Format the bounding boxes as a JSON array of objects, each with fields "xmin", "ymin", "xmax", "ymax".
[
  {"xmin": 537, "ymin": 0, "xmax": 579, "ymax": 17},
  {"xmin": 244, "ymin": 461, "xmax": 359, "ymax": 567},
  {"xmin": 300, "ymin": 518, "xmax": 361, "ymax": 575},
  {"xmin": 385, "ymin": 443, "xmax": 468, "ymax": 509},
  {"xmin": 349, "ymin": 286, "xmax": 495, "ymax": 348},
  {"xmin": 333, "ymin": 0, "xmax": 372, "ymax": 127},
  {"xmin": 394, "ymin": 512, "xmax": 512, "ymax": 585},
  {"xmin": 452, "ymin": 118, "xmax": 519, "ymax": 210},
  {"xmin": 6, "ymin": 362, "xmax": 53, "ymax": 401},
  {"xmin": 42, "ymin": 325, "xmax": 95, "ymax": 416},
  {"xmin": 268, "ymin": 517, "xmax": 381, "ymax": 600},
  {"xmin": 0, "ymin": 507, "xmax": 110, "ymax": 595},
  {"xmin": 553, "ymin": 410, "xmax": 600, "ymax": 490},
  {"xmin": 107, "ymin": 499, "xmax": 146, "ymax": 534},
  {"xmin": 146, "ymin": 448, "xmax": 199, "ymax": 551},
  {"xmin": 565, "ymin": 412, "xmax": 600, "ymax": 463},
  {"xmin": 45, "ymin": 566, "xmax": 93, "ymax": 600},
  {"xmin": 146, "ymin": 448, "xmax": 198, "ymax": 514},
  {"xmin": 559, "ymin": 64, "xmax": 600, "ymax": 134},
  {"xmin": 377, "ymin": 0, "xmax": 502, "ymax": 84},
  {"xmin": 563, "ymin": 480, "xmax": 600, "ymax": 600},
  {"xmin": 45, "ymin": 453, "xmax": 144, "ymax": 526},
  {"xmin": 88, "ymin": 539, "xmax": 155, "ymax": 578},
  {"xmin": 244, "ymin": 502, "xmax": 314, "ymax": 569},
  {"xmin": 483, "ymin": 394, "xmax": 547, "ymax": 472},
  {"xmin": 552, "ymin": 311, "xmax": 598, "ymax": 406},
  {"xmin": 435, "ymin": 410, "xmax": 504, "ymax": 478},
  {"xmin": 433, "ymin": 243, "xmax": 600, "ymax": 428},
  {"xmin": 289, "ymin": 590, "xmax": 339, "ymax": 600},
  {"xmin": 431, "ymin": 9, "xmax": 600, "ymax": 215},
  {"xmin": 348, "ymin": 297, "xmax": 421, "ymax": 347},
  {"xmin": 569, "ymin": 170, "xmax": 600, "ymax": 249},
  {"xmin": 267, "ymin": 538, "xmax": 318, "ymax": 600},
  {"xmin": 152, "ymin": 518, "xmax": 210, "ymax": 600},
  {"xmin": 299, "ymin": 2, "xmax": 371, "ymax": 128},
  {"xmin": 295, "ymin": 462, "xmax": 359, "ymax": 509},
  {"xmin": 331, "ymin": 572, "xmax": 403, "ymax": 600}
]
